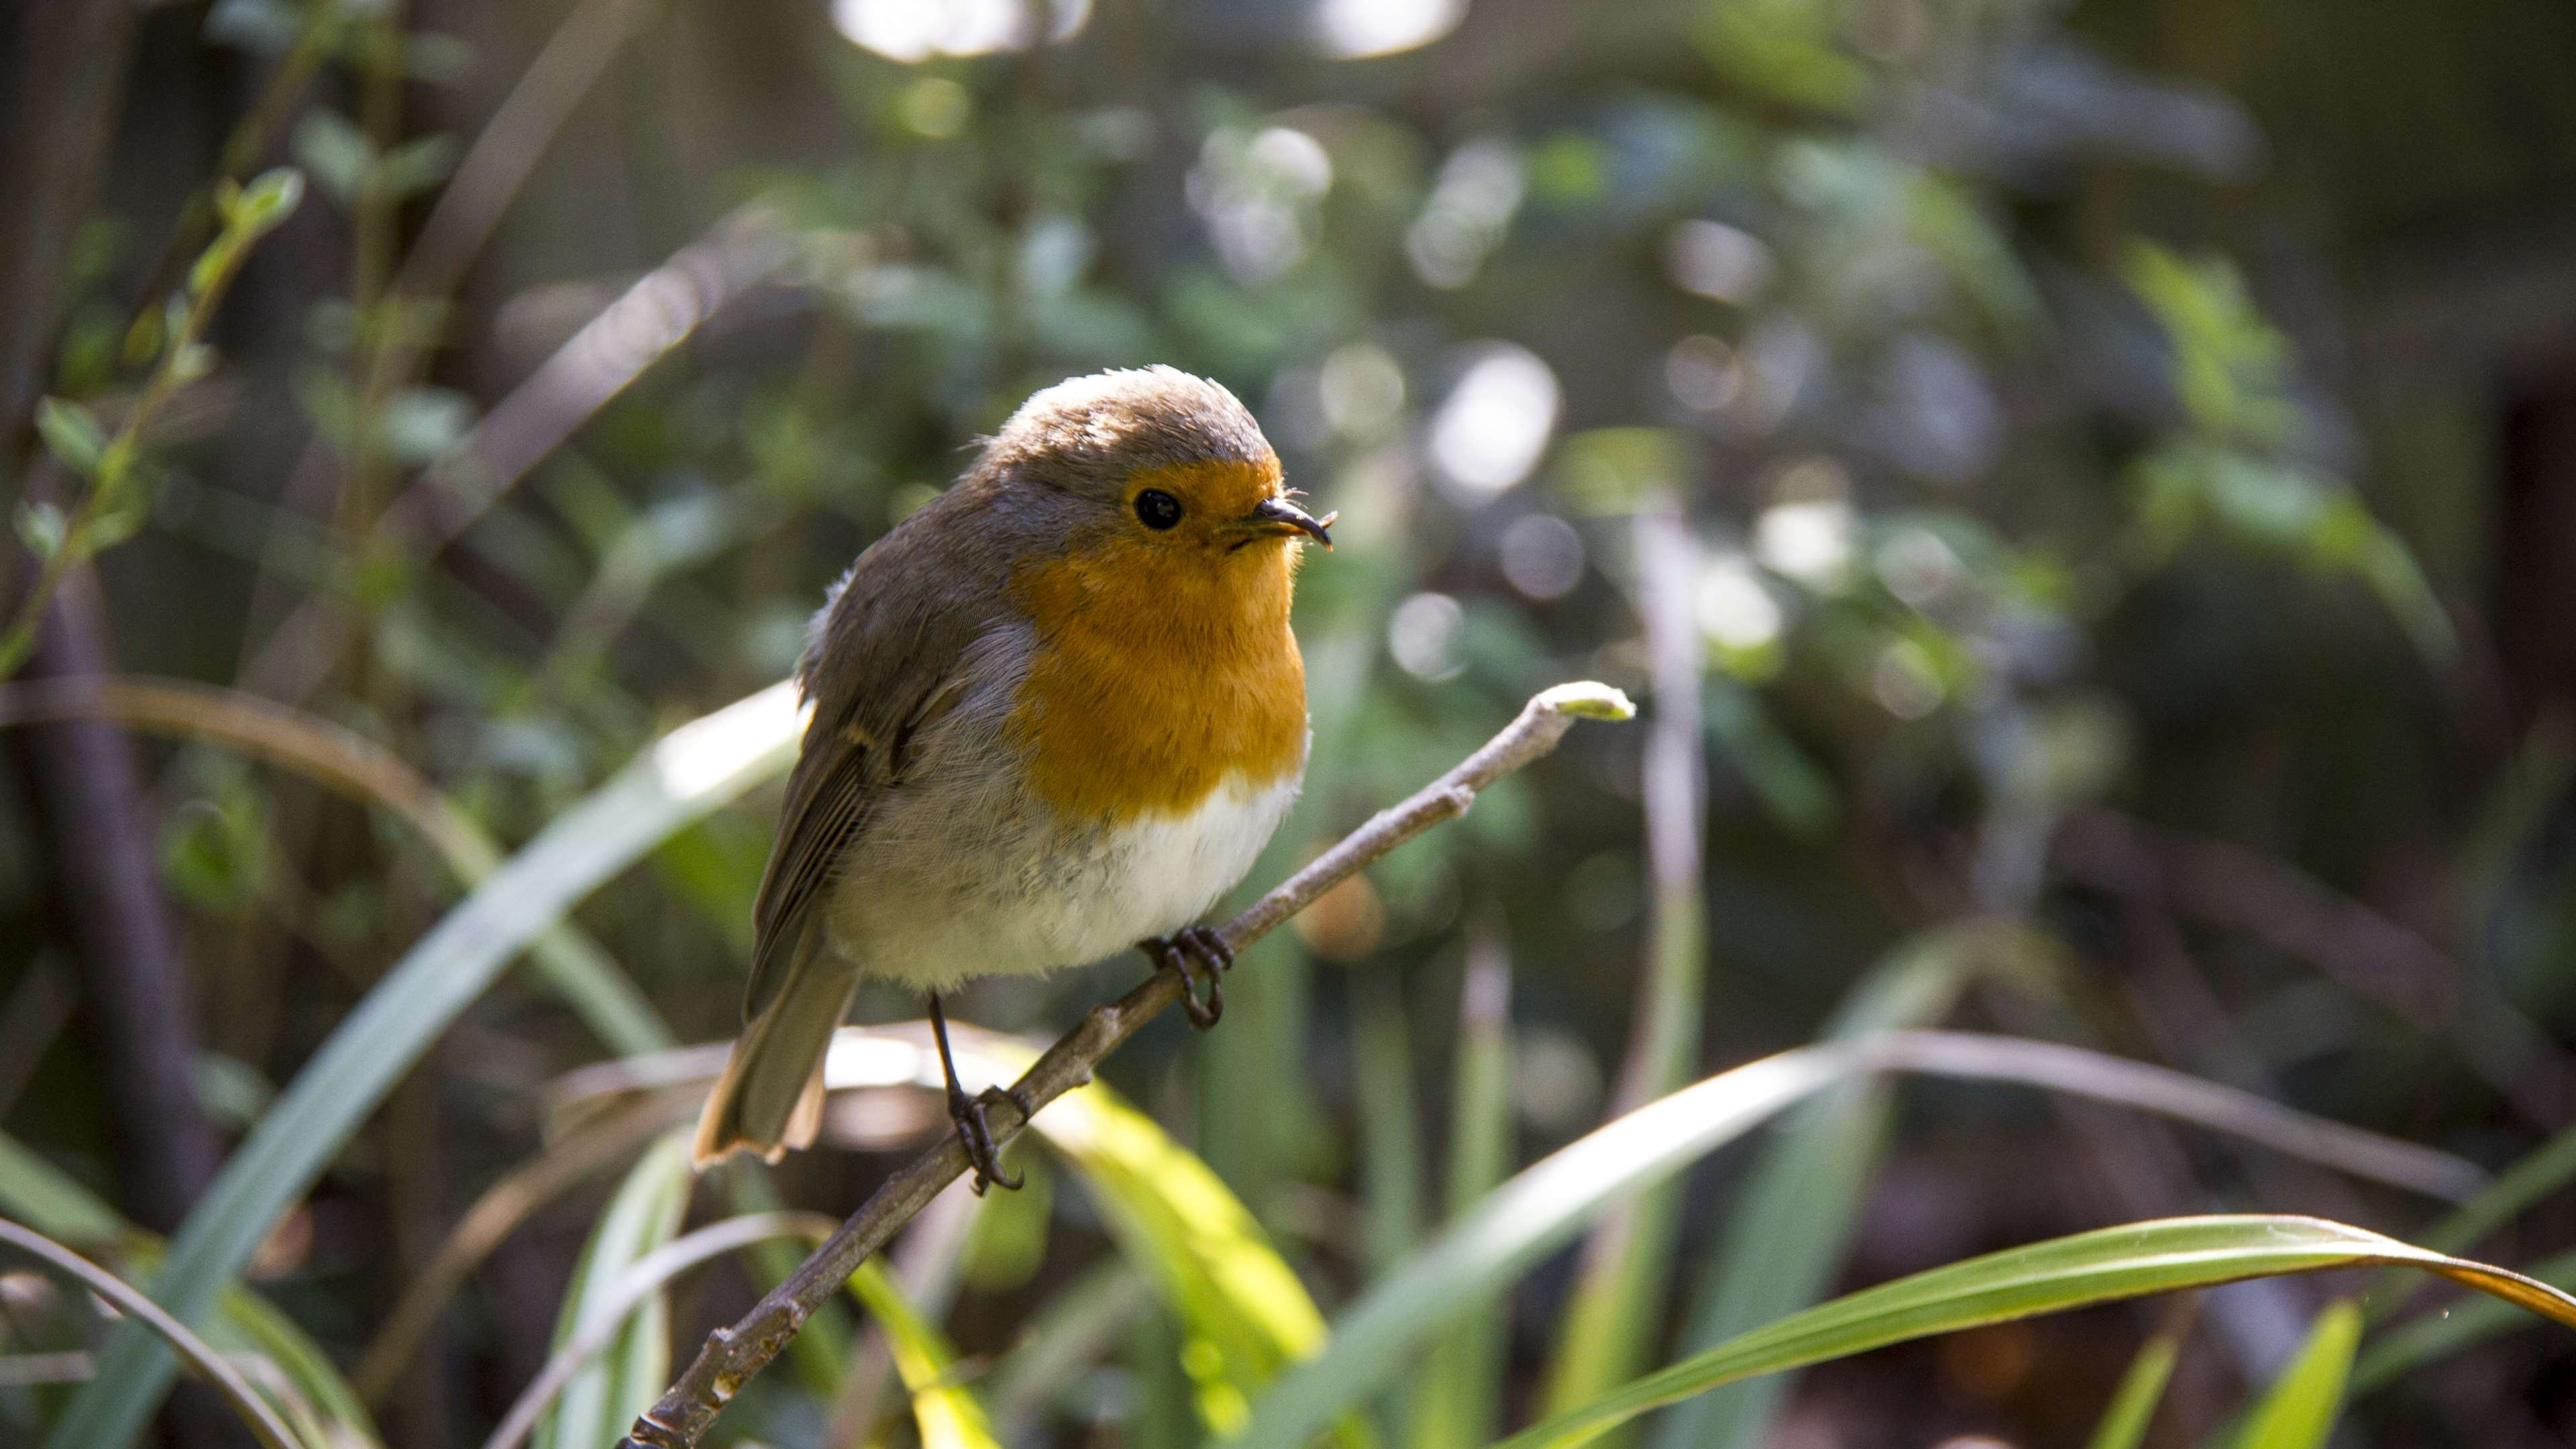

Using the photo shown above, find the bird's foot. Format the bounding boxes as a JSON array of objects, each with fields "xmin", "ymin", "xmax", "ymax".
[
  {"xmin": 947, "ymin": 1083, "xmax": 1031, "ymax": 1194},
  {"xmin": 1141, "ymin": 926, "xmax": 1234, "ymax": 1030}
]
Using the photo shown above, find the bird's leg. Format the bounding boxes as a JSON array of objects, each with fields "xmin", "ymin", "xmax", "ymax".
[
  {"xmin": 927, "ymin": 990, "xmax": 1026, "ymax": 1194},
  {"xmin": 1138, "ymin": 925, "xmax": 1234, "ymax": 1030}
]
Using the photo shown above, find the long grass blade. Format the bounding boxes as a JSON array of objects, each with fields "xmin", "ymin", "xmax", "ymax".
[
  {"xmin": 483, "ymin": 1212, "xmax": 838, "ymax": 1449},
  {"xmin": 42, "ymin": 681, "xmax": 803, "ymax": 1449},
  {"xmin": 1646, "ymin": 924, "xmax": 2004, "ymax": 1449},
  {"xmin": 0, "ymin": 1132, "xmax": 380, "ymax": 1448},
  {"xmin": 845, "ymin": 1258, "xmax": 1005, "ymax": 1449},
  {"xmin": 533, "ymin": 1132, "xmax": 694, "ymax": 1449},
  {"xmin": 1495, "ymin": 1220, "xmax": 2566, "ymax": 1449},
  {"xmin": 1538, "ymin": 500, "xmax": 1707, "ymax": 1441},
  {"xmin": 2084, "ymin": 1327, "xmax": 2183, "ymax": 1449},
  {"xmin": 2350, "ymin": 1245, "xmax": 2576, "ymax": 1396},
  {"xmin": 2233, "ymin": 1301, "xmax": 2360, "ymax": 1449},
  {"xmin": 0, "ymin": 1217, "xmax": 304, "ymax": 1449},
  {"xmin": 1232, "ymin": 1024, "xmax": 2489, "ymax": 1449},
  {"xmin": 1406, "ymin": 926, "xmax": 1516, "ymax": 1449}
]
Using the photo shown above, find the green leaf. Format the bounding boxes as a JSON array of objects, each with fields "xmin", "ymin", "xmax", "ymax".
[
  {"xmin": 846, "ymin": 1259, "xmax": 1006, "ymax": 1449},
  {"xmin": 35, "ymin": 396, "xmax": 106, "ymax": 476},
  {"xmin": 0, "ymin": 1130, "xmax": 382, "ymax": 1449},
  {"xmin": 2352, "ymin": 1246, "xmax": 2576, "ymax": 1397},
  {"xmin": 291, "ymin": 111, "xmax": 374, "ymax": 205},
  {"xmin": 1404, "ymin": 938, "xmax": 1516, "ymax": 1449},
  {"xmin": 0, "ymin": 1132, "xmax": 133, "ymax": 1244},
  {"xmin": 890, "ymin": 1029, "xmax": 1352, "ymax": 1444},
  {"xmin": 43, "ymin": 682, "xmax": 803, "ymax": 1449},
  {"xmin": 227, "ymin": 167, "xmax": 307, "ymax": 239},
  {"xmin": 1493, "ymin": 1221, "xmax": 2563, "ymax": 1449},
  {"xmin": 376, "ymin": 136, "xmax": 456, "ymax": 201},
  {"xmin": 2234, "ymin": 1301, "xmax": 2360, "ymax": 1449},
  {"xmin": 17, "ymin": 499, "xmax": 70, "ymax": 560},
  {"xmin": 535, "ymin": 1132, "xmax": 692, "ymax": 1449},
  {"xmin": 2084, "ymin": 1330, "xmax": 2180, "ymax": 1449},
  {"xmin": 1646, "ymin": 926, "xmax": 1993, "ymax": 1449},
  {"xmin": 1231, "ymin": 1040, "xmax": 1852, "ymax": 1449}
]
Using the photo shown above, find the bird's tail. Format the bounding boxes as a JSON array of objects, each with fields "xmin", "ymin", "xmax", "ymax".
[{"xmin": 692, "ymin": 943, "xmax": 861, "ymax": 1169}]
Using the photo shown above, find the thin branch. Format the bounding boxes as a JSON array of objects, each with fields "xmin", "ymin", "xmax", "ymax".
[
  {"xmin": 0, "ymin": 1217, "xmax": 301, "ymax": 1449},
  {"xmin": 616, "ymin": 682, "xmax": 1637, "ymax": 1448}
]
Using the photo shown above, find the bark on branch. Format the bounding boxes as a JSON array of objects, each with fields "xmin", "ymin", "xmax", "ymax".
[{"xmin": 616, "ymin": 681, "xmax": 1635, "ymax": 1449}]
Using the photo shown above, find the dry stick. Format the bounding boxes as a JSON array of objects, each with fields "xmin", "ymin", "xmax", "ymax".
[{"xmin": 617, "ymin": 681, "xmax": 1636, "ymax": 1449}]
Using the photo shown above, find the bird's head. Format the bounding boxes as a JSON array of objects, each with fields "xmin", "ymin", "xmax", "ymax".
[{"xmin": 977, "ymin": 368, "xmax": 1332, "ymax": 586}]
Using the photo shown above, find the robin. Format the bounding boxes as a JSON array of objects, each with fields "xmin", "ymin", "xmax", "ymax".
[{"xmin": 692, "ymin": 366, "xmax": 1332, "ymax": 1191}]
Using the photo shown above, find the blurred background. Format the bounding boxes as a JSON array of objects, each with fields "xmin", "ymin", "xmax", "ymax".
[{"xmin": 5, "ymin": 0, "xmax": 2576, "ymax": 1446}]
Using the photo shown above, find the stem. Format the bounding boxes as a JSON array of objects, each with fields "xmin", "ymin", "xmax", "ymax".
[
  {"xmin": 613, "ymin": 682, "xmax": 1634, "ymax": 1448},
  {"xmin": 0, "ymin": 219, "xmax": 273, "ymax": 678}
]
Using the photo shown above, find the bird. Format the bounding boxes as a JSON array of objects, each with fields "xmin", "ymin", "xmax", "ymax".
[{"xmin": 692, "ymin": 366, "xmax": 1332, "ymax": 1191}]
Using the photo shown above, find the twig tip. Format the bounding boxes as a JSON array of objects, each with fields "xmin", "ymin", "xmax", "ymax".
[{"xmin": 1537, "ymin": 681, "xmax": 1636, "ymax": 721}]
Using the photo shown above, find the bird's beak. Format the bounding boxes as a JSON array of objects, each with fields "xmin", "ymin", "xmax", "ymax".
[{"xmin": 1241, "ymin": 496, "xmax": 1335, "ymax": 549}]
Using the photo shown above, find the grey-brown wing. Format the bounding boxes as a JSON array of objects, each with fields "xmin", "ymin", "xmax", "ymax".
[
  {"xmin": 741, "ymin": 515, "xmax": 1010, "ymax": 1018},
  {"xmin": 741, "ymin": 665, "xmax": 973, "ymax": 1018}
]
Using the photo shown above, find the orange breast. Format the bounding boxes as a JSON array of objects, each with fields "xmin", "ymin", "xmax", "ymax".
[{"xmin": 1008, "ymin": 537, "xmax": 1307, "ymax": 822}]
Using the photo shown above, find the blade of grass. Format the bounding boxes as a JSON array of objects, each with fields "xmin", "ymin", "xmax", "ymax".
[
  {"xmin": 2367, "ymin": 1116, "xmax": 2576, "ymax": 1322},
  {"xmin": 945, "ymin": 1028, "xmax": 1340, "ymax": 1441},
  {"xmin": 42, "ymin": 680, "xmax": 804, "ymax": 1449},
  {"xmin": 1494, "ymin": 1220, "xmax": 2569, "ymax": 1449},
  {"xmin": 1645, "ymin": 922, "xmax": 2013, "ymax": 1449},
  {"xmin": 484, "ymin": 1212, "xmax": 839, "ymax": 1449},
  {"xmin": 1353, "ymin": 972, "xmax": 1424, "ymax": 1282},
  {"xmin": 1405, "ymin": 924, "xmax": 1516, "ymax": 1449},
  {"xmin": 1230, "ymin": 1025, "xmax": 2486, "ymax": 1449},
  {"xmin": 1539, "ymin": 499, "xmax": 1707, "ymax": 1443},
  {"xmin": 2350, "ymin": 1245, "xmax": 2576, "ymax": 1396},
  {"xmin": 0, "ymin": 1132, "xmax": 380, "ymax": 1448},
  {"xmin": 533, "ymin": 1132, "xmax": 694, "ymax": 1449},
  {"xmin": 0, "ymin": 1218, "xmax": 303, "ymax": 1449},
  {"xmin": 2084, "ymin": 1327, "xmax": 2183, "ymax": 1449},
  {"xmin": 2233, "ymin": 1301, "xmax": 2359, "ymax": 1449},
  {"xmin": 985, "ymin": 1263, "xmax": 1149, "ymax": 1442},
  {"xmin": 845, "ymin": 1258, "xmax": 1005, "ymax": 1449}
]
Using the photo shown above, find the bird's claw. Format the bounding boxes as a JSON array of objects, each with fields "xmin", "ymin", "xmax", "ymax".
[
  {"xmin": 947, "ymin": 1083, "xmax": 1030, "ymax": 1194},
  {"xmin": 1142, "ymin": 926, "xmax": 1234, "ymax": 1030}
]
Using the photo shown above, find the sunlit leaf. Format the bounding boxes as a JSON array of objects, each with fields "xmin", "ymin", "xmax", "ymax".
[{"xmin": 846, "ymin": 1259, "xmax": 1005, "ymax": 1449}]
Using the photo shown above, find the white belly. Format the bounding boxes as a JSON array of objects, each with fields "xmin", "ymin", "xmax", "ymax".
[{"xmin": 833, "ymin": 769, "xmax": 1301, "ymax": 991}]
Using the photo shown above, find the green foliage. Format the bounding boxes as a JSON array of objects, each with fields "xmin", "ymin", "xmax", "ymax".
[
  {"xmin": 40, "ymin": 687, "xmax": 800, "ymax": 1449},
  {"xmin": 2084, "ymin": 1330, "xmax": 2182, "ymax": 1449},
  {"xmin": 2233, "ymin": 1302, "xmax": 2361, "ymax": 1449},
  {"xmin": 533, "ymin": 1133, "xmax": 692, "ymax": 1449},
  {"xmin": 1498, "ymin": 1222, "xmax": 2562, "ymax": 1449},
  {"xmin": 10, "ymin": 0, "xmax": 2568, "ymax": 1446}
]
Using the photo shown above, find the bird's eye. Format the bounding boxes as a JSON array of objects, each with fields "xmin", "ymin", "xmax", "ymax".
[{"xmin": 1134, "ymin": 489, "xmax": 1183, "ymax": 530}]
